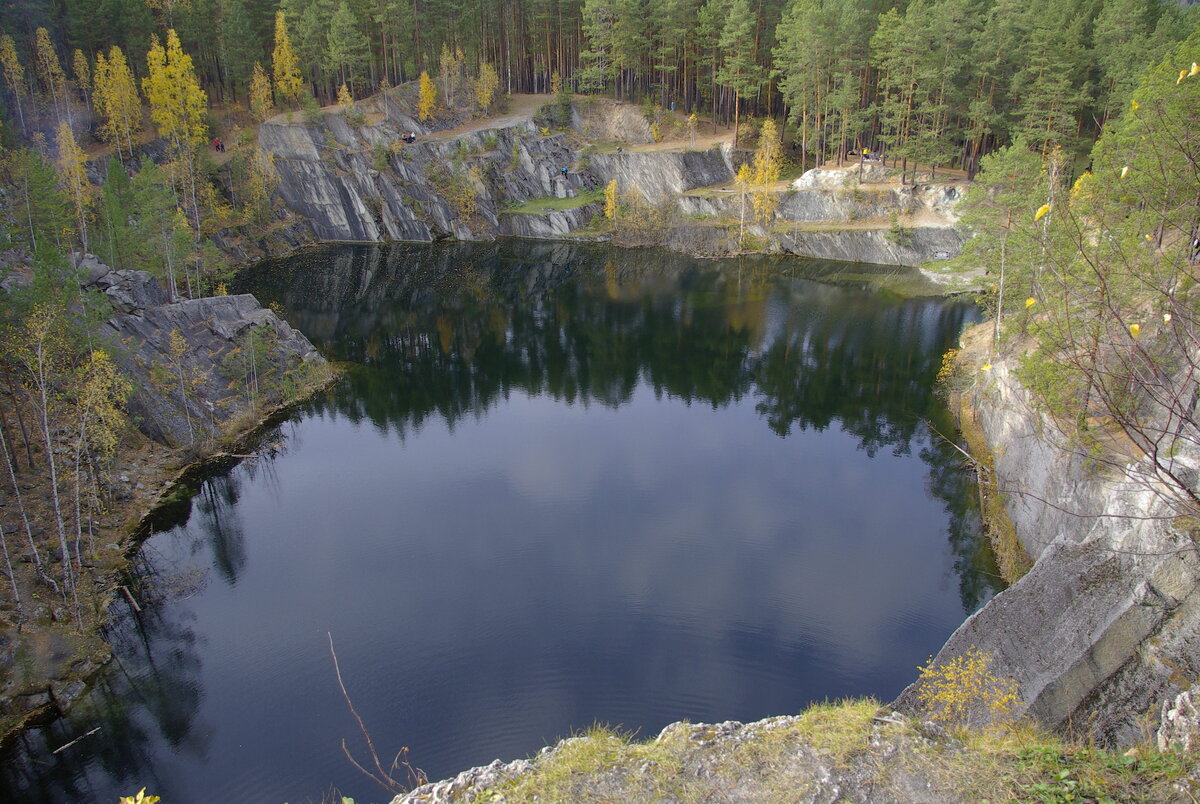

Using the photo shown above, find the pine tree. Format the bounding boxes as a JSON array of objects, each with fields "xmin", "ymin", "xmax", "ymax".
[
  {"xmin": 949, "ymin": 138, "xmax": 1044, "ymax": 352},
  {"xmin": 128, "ymin": 158, "xmax": 193, "ymax": 298},
  {"xmin": 327, "ymin": 0, "xmax": 369, "ymax": 90},
  {"xmin": 95, "ymin": 157, "xmax": 135, "ymax": 270},
  {"xmin": 1011, "ymin": 0, "xmax": 1091, "ymax": 156},
  {"xmin": 580, "ymin": 0, "xmax": 617, "ymax": 94},
  {"xmin": 272, "ymin": 10, "xmax": 304, "ymax": 105},
  {"xmin": 716, "ymin": 0, "xmax": 761, "ymax": 146},
  {"xmin": 3, "ymin": 148, "xmax": 73, "ymax": 253},
  {"xmin": 217, "ymin": 0, "xmax": 260, "ymax": 94}
]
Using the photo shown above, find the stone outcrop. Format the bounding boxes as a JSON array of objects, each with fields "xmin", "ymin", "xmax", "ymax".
[
  {"xmin": 391, "ymin": 713, "xmax": 986, "ymax": 804},
  {"xmin": 587, "ymin": 146, "xmax": 734, "ymax": 202},
  {"xmin": 500, "ymin": 204, "xmax": 602, "ymax": 238},
  {"xmin": 894, "ymin": 357, "xmax": 1200, "ymax": 747},
  {"xmin": 80, "ymin": 254, "xmax": 326, "ymax": 448},
  {"xmin": 777, "ymin": 227, "xmax": 964, "ymax": 267}
]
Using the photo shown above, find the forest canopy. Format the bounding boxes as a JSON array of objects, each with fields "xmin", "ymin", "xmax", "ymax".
[{"xmin": 0, "ymin": 0, "xmax": 1196, "ymax": 174}]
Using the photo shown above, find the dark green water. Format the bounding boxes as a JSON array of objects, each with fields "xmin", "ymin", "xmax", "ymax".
[{"xmin": 1, "ymin": 241, "xmax": 998, "ymax": 803}]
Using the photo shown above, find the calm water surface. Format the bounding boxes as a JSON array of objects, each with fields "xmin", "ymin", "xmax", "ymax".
[{"xmin": 2, "ymin": 241, "xmax": 998, "ymax": 803}]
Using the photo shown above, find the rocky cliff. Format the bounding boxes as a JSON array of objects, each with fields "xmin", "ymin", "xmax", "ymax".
[
  {"xmin": 893, "ymin": 340, "xmax": 1200, "ymax": 747},
  {"xmin": 255, "ymin": 95, "xmax": 966, "ymax": 268},
  {"xmin": 80, "ymin": 254, "xmax": 328, "ymax": 448},
  {"xmin": 259, "ymin": 108, "xmax": 596, "ymax": 245}
]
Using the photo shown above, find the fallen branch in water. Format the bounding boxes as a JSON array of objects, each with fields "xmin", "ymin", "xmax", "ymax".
[
  {"xmin": 53, "ymin": 726, "xmax": 101, "ymax": 754},
  {"xmin": 328, "ymin": 631, "xmax": 427, "ymax": 795}
]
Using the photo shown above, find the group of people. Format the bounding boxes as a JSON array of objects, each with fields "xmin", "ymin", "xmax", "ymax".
[
  {"xmin": 402, "ymin": 131, "xmax": 417, "ymax": 144},
  {"xmin": 211, "ymin": 137, "xmax": 225, "ymax": 152}
]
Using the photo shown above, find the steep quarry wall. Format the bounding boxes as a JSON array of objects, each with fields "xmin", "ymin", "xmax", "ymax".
[
  {"xmin": 256, "ymin": 98, "xmax": 967, "ymax": 268},
  {"xmin": 895, "ymin": 355, "xmax": 1200, "ymax": 746},
  {"xmin": 80, "ymin": 254, "xmax": 327, "ymax": 448},
  {"xmin": 260, "ymin": 114, "xmax": 596, "ymax": 244}
]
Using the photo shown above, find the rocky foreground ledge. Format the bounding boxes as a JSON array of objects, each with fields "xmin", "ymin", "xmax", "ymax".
[{"xmin": 390, "ymin": 694, "xmax": 1200, "ymax": 804}]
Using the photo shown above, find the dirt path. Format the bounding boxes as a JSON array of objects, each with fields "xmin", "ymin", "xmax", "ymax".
[{"xmin": 421, "ymin": 94, "xmax": 547, "ymax": 141}]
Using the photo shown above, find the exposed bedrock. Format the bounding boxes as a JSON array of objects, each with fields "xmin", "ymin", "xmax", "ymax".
[
  {"xmin": 257, "ymin": 102, "xmax": 968, "ymax": 267},
  {"xmin": 894, "ymin": 360, "xmax": 1200, "ymax": 747},
  {"xmin": 78, "ymin": 254, "xmax": 326, "ymax": 448}
]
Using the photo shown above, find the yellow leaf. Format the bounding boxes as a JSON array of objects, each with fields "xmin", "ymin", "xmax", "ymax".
[
  {"xmin": 1025, "ymin": 297, "xmax": 1037, "ymax": 308},
  {"xmin": 1131, "ymin": 99, "xmax": 1139, "ymax": 111},
  {"xmin": 1034, "ymin": 203, "xmax": 1051, "ymax": 222},
  {"xmin": 1119, "ymin": 165, "xmax": 1129, "ymax": 178},
  {"xmin": 1177, "ymin": 69, "xmax": 1188, "ymax": 85},
  {"xmin": 1129, "ymin": 323, "xmax": 1141, "ymax": 338},
  {"xmin": 981, "ymin": 364, "xmax": 992, "ymax": 372},
  {"xmin": 1191, "ymin": 62, "xmax": 1200, "ymax": 77},
  {"xmin": 1146, "ymin": 234, "xmax": 1155, "ymax": 241}
]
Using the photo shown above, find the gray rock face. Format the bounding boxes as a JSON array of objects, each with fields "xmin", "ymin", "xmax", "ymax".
[
  {"xmin": 260, "ymin": 113, "xmax": 598, "ymax": 245},
  {"xmin": 500, "ymin": 204, "xmax": 601, "ymax": 238},
  {"xmin": 779, "ymin": 227, "xmax": 965, "ymax": 267},
  {"xmin": 589, "ymin": 146, "xmax": 734, "ymax": 203},
  {"xmin": 84, "ymin": 261, "xmax": 326, "ymax": 447},
  {"xmin": 894, "ymin": 360, "xmax": 1200, "ymax": 747}
]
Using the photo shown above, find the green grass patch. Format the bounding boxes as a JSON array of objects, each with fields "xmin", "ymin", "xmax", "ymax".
[{"xmin": 503, "ymin": 188, "xmax": 603, "ymax": 215}]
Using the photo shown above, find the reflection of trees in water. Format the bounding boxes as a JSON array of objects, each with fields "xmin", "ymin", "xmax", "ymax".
[
  {"xmin": 248, "ymin": 242, "xmax": 969, "ymax": 457},
  {"xmin": 246, "ymin": 241, "xmax": 1000, "ymax": 611},
  {"xmin": 247, "ymin": 241, "xmax": 1001, "ymax": 611},
  {"xmin": 0, "ymin": 561, "xmax": 209, "ymax": 802},
  {"xmin": 0, "ymin": 454, "xmax": 275, "ymax": 802}
]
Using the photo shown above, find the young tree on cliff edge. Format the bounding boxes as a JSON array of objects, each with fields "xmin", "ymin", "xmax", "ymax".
[
  {"xmin": 55, "ymin": 121, "xmax": 90, "ymax": 252},
  {"xmin": 947, "ymin": 137, "xmax": 1044, "ymax": 355},
  {"xmin": 418, "ymin": 70, "xmax": 436, "ymax": 120},
  {"xmin": 249, "ymin": 61, "xmax": 274, "ymax": 121},
  {"xmin": 33, "ymin": 27, "xmax": 69, "ymax": 126},
  {"xmin": 752, "ymin": 118, "xmax": 782, "ymax": 225}
]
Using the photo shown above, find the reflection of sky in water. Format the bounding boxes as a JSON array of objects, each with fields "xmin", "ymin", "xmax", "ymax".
[{"xmin": 138, "ymin": 381, "xmax": 969, "ymax": 802}]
